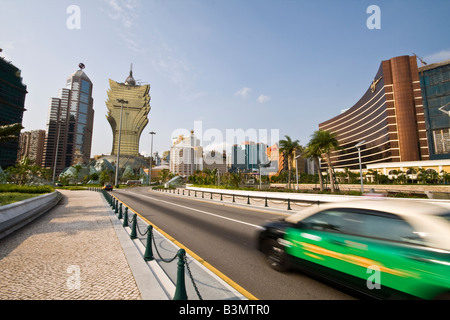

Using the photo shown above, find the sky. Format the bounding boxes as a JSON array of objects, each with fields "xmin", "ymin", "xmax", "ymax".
[{"xmin": 1, "ymin": 0, "xmax": 450, "ymax": 159}]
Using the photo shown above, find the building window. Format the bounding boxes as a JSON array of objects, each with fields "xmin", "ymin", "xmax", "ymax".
[
  {"xmin": 433, "ymin": 129, "xmax": 450, "ymax": 154},
  {"xmin": 81, "ymin": 80, "xmax": 91, "ymax": 94}
]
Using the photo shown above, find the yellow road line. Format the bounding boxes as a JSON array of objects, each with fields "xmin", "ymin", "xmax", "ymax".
[{"xmin": 112, "ymin": 194, "xmax": 259, "ymax": 300}]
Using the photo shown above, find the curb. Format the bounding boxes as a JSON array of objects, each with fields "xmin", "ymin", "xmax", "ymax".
[{"xmin": 0, "ymin": 191, "xmax": 62, "ymax": 240}]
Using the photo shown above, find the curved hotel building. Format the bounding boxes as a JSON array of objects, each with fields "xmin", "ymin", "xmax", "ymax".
[{"xmin": 319, "ymin": 55, "xmax": 429, "ymax": 170}]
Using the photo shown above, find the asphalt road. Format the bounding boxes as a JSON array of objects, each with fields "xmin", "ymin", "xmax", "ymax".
[{"xmin": 111, "ymin": 187, "xmax": 356, "ymax": 300}]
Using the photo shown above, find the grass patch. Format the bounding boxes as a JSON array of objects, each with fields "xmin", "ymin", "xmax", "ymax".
[
  {"xmin": 0, "ymin": 192, "xmax": 45, "ymax": 206},
  {"xmin": 0, "ymin": 184, "xmax": 55, "ymax": 206}
]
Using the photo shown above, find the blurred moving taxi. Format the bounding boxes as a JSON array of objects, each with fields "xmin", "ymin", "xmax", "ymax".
[{"xmin": 257, "ymin": 199, "xmax": 450, "ymax": 299}]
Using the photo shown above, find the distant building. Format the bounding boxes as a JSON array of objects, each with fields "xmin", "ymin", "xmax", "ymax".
[
  {"xmin": 42, "ymin": 65, "xmax": 94, "ymax": 176},
  {"xmin": 265, "ymin": 143, "xmax": 282, "ymax": 177},
  {"xmin": 419, "ymin": 59, "xmax": 450, "ymax": 159},
  {"xmin": 230, "ymin": 141, "xmax": 270, "ymax": 173},
  {"xmin": 170, "ymin": 131, "xmax": 203, "ymax": 175},
  {"xmin": 0, "ymin": 56, "xmax": 27, "ymax": 169},
  {"xmin": 319, "ymin": 55, "xmax": 429, "ymax": 170},
  {"xmin": 17, "ymin": 130, "xmax": 45, "ymax": 166},
  {"xmin": 203, "ymin": 150, "xmax": 227, "ymax": 173}
]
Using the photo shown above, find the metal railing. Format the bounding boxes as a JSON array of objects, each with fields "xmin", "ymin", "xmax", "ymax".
[{"xmin": 156, "ymin": 187, "xmax": 323, "ymax": 210}]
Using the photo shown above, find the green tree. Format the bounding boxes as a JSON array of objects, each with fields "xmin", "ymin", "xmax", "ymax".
[
  {"xmin": 90, "ymin": 172, "xmax": 99, "ymax": 181},
  {"xmin": 5, "ymin": 157, "xmax": 45, "ymax": 185},
  {"xmin": 73, "ymin": 164, "xmax": 83, "ymax": 184},
  {"xmin": 99, "ymin": 170, "xmax": 110, "ymax": 185},
  {"xmin": 279, "ymin": 135, "xmax": 301, "ymax": 189},
  {"xmin": 308, "ymin": 130, "xmax": 339, "ymax": 193},
  {"xmin": 158, "ymin": 169, "xmax": 171, "ymax": 183}
]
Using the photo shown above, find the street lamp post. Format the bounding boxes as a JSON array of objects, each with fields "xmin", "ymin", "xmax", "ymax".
[
  {"xmin": 295, "ymin": 155, "xmax": 301, "ymax": 190},
  {"xmin": 52, "ymin": 119, "xmax": 64, "ymax": 184},
  {"xmin": 149, "ymin": 131, "xmax": 156, "ymax": 185},
  {"xmin": 355, "ymin": 140, "xmax": 366, "ymax": 194},
  {"xmin": 115, "ymin": 99, "xmax": 128, "ymax": 187}
]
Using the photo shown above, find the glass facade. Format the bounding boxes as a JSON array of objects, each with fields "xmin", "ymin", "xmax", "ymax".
[
  {"xmin": 420, "ymin": 60, "xmax": 450, "ymax": 159},
  {"xmin": 0, "ymin": 57, "xmax": 27, "ymax": 169},
  {"xmin": 230, "ymin": 142, "xmax": 269, "ymax": 172},
  {"xmin": 42, "ymin": 69, "xmax": 94, "ymax": 175}
]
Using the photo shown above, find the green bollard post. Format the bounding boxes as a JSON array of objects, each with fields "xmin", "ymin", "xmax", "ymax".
[
  {"xmin": 123, "ymin": 209, "xmax": 129, "ymax": 227},
  {"xmin": 144, "ymin": 225, "xmax": 154, "ymax": 261},
  {"xmin": 130, "ymin": 214, "xmax": 137, "ymax": 239},
  {"xmin": 247, "ymin": 195, "xmax": 250, "ymax": 205},
  {"xmin": 119, "ymin": 203, "xmax": 122, "ymax": 216},
  {"xmin": 115, "ymin": 200, "xmax": 118, "ymax": 214},
  {"xmin": 265, "ymin": 197, "xmax": 268, "ymax": 207},
  {"xmin": 173, "ymin": 249, "xmax": 188, "ymax": 300},
  {"xmin": 287, "ymin": 198, "xmax": 292, "ymax": 210},
  {"xmin": 118, "ymin": 205, "xmax": 124, "ymax": 219}
]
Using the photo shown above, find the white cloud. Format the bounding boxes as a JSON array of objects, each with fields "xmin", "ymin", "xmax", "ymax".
[
  {"xmin": 119, "ymin": 32, "xmax": 144, "ymax": 54},
  {"xmin": 103, "ymin": 0, "xmax": 139, "ymax": 28},
  {"xmin": 423, "ymin": 49, "xmax": 450, "ymax": 64},
  {"xmin": 148, "ymin": 34, "xmax": 204, "ymax": 102},
  {"xmin": 235, "ymin": 87, "xmax": 252, "ymax": 98},
  {"xmin": 257, "ymin": 94, "xmax": 270, "ymax": 104}
]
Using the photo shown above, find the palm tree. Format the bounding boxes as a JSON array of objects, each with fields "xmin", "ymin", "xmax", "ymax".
[
  {"xmin": 279, "ymin": 135, "xmax": 301, "ymax": 189},
  {"xmin": 303, "ymin": 141, "xmax": 324, "ymax": 191},
  {"xmin": 308, "ymin": 130, "xmax": 339, "ymax": 193}
]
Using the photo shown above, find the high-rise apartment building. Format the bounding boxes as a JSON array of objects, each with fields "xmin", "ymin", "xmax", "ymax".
[
  {"xmin": 0, "ymin": 56, "xmax": 27, "ymax": 169},
  {"xmin": 170, "ymin": 131, "xmax": 203, "ymax": 175},
  {"xmin": 42, "ymin": 65, "xmax": 94, "ymax": 176},
  {"xmin": 419, "ymin": 59, "xmax": 450, "ymax": 159},
  {"xmin": 17, "ymin": 130, "xmax": 45, "ymax": 166}
]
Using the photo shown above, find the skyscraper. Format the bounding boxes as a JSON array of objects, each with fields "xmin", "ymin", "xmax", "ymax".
[
  {"xmin": 105, "ymin": 67, "xmax": 150, "ymax": 156},
  {"xmin": 42, "ymin": 64, "xmax": 94, "ymax": 177},
  {"xmin": 0, "ymin": 56, "xmax": 27, "ymax": 169}
]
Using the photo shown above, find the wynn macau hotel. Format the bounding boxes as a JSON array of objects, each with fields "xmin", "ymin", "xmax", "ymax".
[{"xmin": 319, "ymin": 55, "xmax": 436, "ymax": 174}]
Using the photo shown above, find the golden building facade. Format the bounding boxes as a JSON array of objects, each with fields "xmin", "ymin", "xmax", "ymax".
[{"xmin": 105, "ymin": 69, "xmax": 151, "ymax": 156}]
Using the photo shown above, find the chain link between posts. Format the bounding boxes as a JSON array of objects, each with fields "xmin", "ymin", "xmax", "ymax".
[{"xmin": 99, "ymin": 189, "xmax": 202, "ymax": 300}]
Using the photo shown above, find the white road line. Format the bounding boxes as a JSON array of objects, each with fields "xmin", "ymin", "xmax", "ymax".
[{"xmin": 128, "ymin": 192, "xmax": 264, "ymax": 230}]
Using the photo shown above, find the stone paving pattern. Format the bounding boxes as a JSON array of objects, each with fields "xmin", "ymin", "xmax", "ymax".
[{"xmin": 0, "ymin": 190, "xmax": 141, "ymax": 300}]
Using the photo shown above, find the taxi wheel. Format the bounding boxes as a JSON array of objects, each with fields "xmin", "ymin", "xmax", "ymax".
[
  {"xmin": 263, "ymin": 239, "xmax": 290, "ymax": 272},
  {"xmin": 435, "ymin": 292, "xmax": 450, "ymax": 300}
]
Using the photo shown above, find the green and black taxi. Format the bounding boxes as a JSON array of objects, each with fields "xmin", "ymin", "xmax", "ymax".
[{"xmin": 258, "ymin": 199, "xmax": 450, "ymax": 299}]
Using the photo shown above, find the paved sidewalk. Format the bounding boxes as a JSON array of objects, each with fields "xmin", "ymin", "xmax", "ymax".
[{"xmin": 0, "ymin": 190, "xmax": 154, "ymax": 300}]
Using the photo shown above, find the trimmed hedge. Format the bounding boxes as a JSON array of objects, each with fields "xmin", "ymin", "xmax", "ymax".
[{"xmin": 0, "ymin": 184, "xmax": 55, "ymax": 194}]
